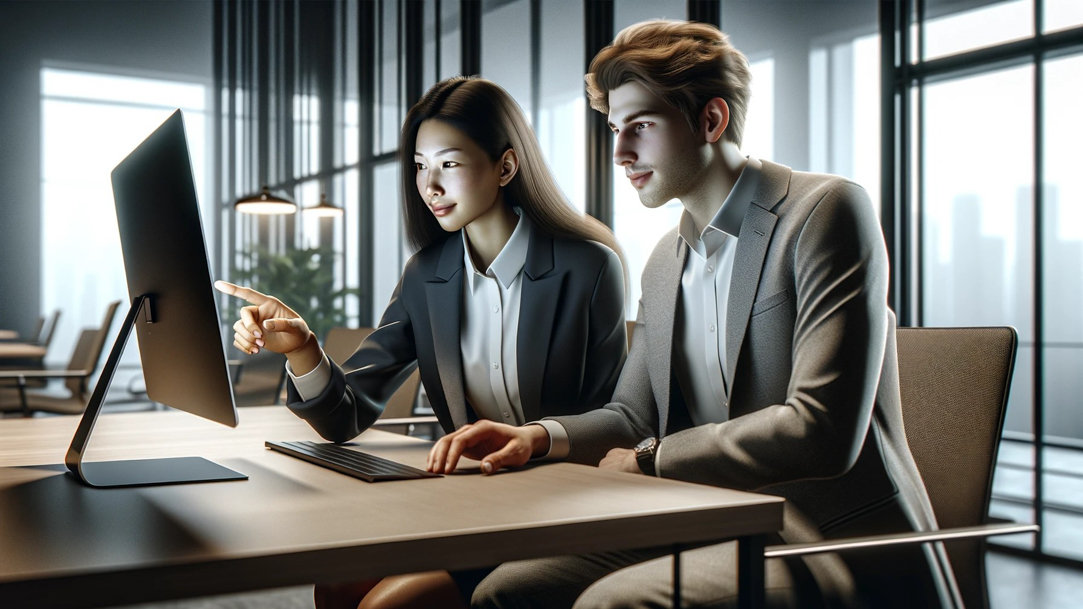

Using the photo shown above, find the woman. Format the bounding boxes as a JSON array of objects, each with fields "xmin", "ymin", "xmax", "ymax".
[{"xmin": 218, "ymin": 76, "xmax": 627, "ymax": 609}]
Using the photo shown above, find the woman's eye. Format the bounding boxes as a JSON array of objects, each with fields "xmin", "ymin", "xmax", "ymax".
[
  {"xmin": 415, "ymin": 163, "xmax": 426, "ymax": 171},
  {"xmin": 442, "ymin": 161, "xmax": 459, "ymax": 168}
]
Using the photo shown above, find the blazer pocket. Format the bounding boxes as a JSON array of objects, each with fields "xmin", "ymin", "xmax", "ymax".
[{"xmin": 750, "ymin": 290, "xmax": 791, "ymax": 317}]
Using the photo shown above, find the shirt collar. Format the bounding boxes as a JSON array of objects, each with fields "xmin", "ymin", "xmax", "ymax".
[
  {"xmin": 677, "ymin": 156, "xmax": 763, "ymax": 257},
  {"xmin": 463, "ymin": 210, "xmax": 531, "ymax": 290}
]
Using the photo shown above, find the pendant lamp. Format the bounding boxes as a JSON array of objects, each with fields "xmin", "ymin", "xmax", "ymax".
[
  {"xmin": 234, "ymin": 185, "xmax": 297, "ymax": 215},
  {"xmin": 302, "ymin": 193, "xmax": 343, "ymax": 217}
]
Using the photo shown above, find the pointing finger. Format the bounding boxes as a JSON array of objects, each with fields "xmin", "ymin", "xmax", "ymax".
[{"xmin": 215, "ymin": 280, "xmax": 272, "ymax": 306}]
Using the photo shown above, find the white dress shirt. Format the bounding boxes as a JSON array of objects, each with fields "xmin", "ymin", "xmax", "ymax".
[
  {"xmin": 673, "ymin": 156, "xmax": 761, "ymax": 426},
  {"xmin": 459, "ymin": 212, "xmax": 530, "ymax": 425},
  {"xmin": 289, "ymin": 212, "xmax": 533, "ymax": 428}
]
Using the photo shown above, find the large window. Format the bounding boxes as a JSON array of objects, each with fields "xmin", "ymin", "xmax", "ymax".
[
  {"xmin": 40, "ymin": 67, "xmax": 208, "ymax": 371},
  {"xmin": 890, "ymin": 0, "xmax": 1083, "ymax": 563}
]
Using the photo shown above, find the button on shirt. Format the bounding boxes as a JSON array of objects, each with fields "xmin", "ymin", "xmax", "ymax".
[
  {"xmin": 460, "ymin": 213, "xmax": 531, "ymax": 425},
  {"xmin": 674, "ymin": 156, "xmax": 761, "ymax": 426}
]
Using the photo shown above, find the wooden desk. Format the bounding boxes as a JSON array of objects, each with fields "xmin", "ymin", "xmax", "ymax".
[
  {"xmin": 0, "ymin": 330, "xmax": 18, "ymax": 340},
  {"xmin": 0, "ymin": 407, "xmax": 783, "ymax": 609},
  {"xmin": 0, "ymin": 342, "xmax": 46, "ymax": 360}
]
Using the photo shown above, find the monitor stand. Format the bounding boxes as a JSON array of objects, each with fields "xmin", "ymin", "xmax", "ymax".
[{"xmin": 65, "ymin": 294, "xmax": 247, "ymax": 488}]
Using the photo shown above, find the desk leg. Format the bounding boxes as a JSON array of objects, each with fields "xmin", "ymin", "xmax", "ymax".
[{"xmin": 737, "ymin": 534, "xmax": 766, "ymax": 609}]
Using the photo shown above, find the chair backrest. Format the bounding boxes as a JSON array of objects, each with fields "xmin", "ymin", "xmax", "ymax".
[
  {"xmin": 30, "ymin": 316, "xmax": 45, "ymax": 343},
  {"xmin": 231, "ymin": 348, "xmax": 288, "ymax": 407},
  {"xmin": 896, "ymin": 326, "xmax": 1017, "ymax": 609},
  {"xmin": 323, "ymin": 326, "xmax": 375, "ymax": 366},
  {"xmin": 381, "ymin": 368, "xmax": 421, "ymax": 419},
  {"xmin": 39, "ymin": 309, "xmax": 61, "ymax": 348},
  {"xmin": 64, "ymin": 301, "xmax": 121, "ymax": 397},
  {"xmin": 322, "ymin": 326, "xmax": 419, "ymax": 419}
]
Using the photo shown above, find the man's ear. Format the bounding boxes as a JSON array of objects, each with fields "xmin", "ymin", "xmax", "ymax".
[
  {"xmin": 700, "ymin": 97, "xmax": 730, "ymax": 144},
  {"xmin": 499, "ymin": 148, "xmax": 520, "ymax": 187}
]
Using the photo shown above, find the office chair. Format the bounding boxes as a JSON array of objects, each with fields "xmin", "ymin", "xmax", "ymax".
[
  {"xmin": 322, "ymin": 326, "xmax": 439, "ymax": 437},
  {"xmin": 231, "ymin": 347, "xmax": 288, "ymax": 407},
  {"xmin": 763, "ymin": 326, "xmax": 1036, "ymax": 609},
  {"xmin": 0, "ymin": 301, "xmax": 119, "ymax": 416},
  {"xmin": 37, "ymin": 309, "xmax": 61, "ymax": 350},
  {"xmin": 322, "ymin": 326, "xmax": 375, "ymax": 365}
]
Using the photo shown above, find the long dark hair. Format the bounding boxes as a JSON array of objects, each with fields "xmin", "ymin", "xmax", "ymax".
[{"xmin": 400, "ymin": 76, "xmax": 622, "ymax": 258}]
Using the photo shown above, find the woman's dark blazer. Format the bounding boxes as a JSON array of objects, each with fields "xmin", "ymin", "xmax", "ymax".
[{"xmin": 285, "ymin": 230, "xmax": 627, "ymax": 442}]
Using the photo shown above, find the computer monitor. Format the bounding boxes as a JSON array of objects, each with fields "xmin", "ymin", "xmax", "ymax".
[{"xmin": 65, "ymin": 110, "xmax": 247, "ymax": 488}]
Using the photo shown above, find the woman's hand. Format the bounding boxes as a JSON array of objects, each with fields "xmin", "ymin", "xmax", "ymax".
[
  {"xmin": 427, "ymin": 420, "xmax": 549, "ymax": 475},
  {"xmin": 215, "ymin": 281, "xmax": 322, "ymax": 374}
]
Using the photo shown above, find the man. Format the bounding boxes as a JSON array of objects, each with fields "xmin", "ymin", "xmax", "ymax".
[{"xmin": 428, "ymin": 20, "xmax": 956, "ymax": 609}]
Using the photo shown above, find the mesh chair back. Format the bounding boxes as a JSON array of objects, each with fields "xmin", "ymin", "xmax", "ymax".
[{"xmin": 896, "ymin": 326, "xmax": 1017, "ymax": 609}]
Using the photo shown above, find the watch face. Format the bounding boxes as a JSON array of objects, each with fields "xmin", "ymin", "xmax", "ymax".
[{"xmin": 635, "ymin": 437, "xmax": 657, "ymax": 453}]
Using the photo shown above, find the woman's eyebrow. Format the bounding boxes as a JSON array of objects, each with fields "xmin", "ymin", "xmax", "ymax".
[{"xmin": 415, "ymin": 147, "xmax": 462, "ymax": 157}]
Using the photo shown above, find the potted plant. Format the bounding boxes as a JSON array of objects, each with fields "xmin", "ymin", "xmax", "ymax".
[{"xmin": 229, "ymin": 244, "xmax": 358, "ymax": 341}]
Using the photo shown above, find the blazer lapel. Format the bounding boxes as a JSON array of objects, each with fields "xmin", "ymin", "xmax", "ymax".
[
  {"xmin": 425, "ymin": 237, "xmax": 469, "ymax": 428},
  {"xmin": 517, "ymin": 231, "xmax": 562, "ymax": 423},
  {"xmin": 724, "ymin": 162, "xmax": 787, "ymax": 393},
  {"xmin": 646, "ymin": 232, "xmax": 686, "ymax": 436}
]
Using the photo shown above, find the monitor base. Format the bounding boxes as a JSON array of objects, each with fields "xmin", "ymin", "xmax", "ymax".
[{"xmin": 68, "ymin": 456, "xmax": 247, "ymax": 488}]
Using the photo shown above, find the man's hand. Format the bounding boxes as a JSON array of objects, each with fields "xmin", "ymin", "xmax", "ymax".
[
  {"xmin": 427, "ymin": 420, "xmax": 550, "ymax": 475},
  {"xmin": 598, "ymin": 447, "xmax": 643, "ymax": 474},
  {"xmin": 214, "ymin": 281, "xmax": 321, "ymax": 374}
]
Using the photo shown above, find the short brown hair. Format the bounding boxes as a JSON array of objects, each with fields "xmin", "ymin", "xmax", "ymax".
[{"xmin": 586, "ymin": 20, "xmax": 752, "ymax": 146}]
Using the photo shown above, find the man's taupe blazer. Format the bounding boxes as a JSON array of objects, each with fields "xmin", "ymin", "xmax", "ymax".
[{"xmin": 550, "ymin": 160, "xmax": 957, "ymax": 606}]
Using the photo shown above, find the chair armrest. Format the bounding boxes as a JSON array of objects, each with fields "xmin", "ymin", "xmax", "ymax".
[
  {"xmin": 371, "ymin": 416, "xmax": 441, "ymax": 427},
  {"xmin": 763, "ymin": 523, "xmax": 1039, "ymax": 558},
  {"xmin": 0, "ymin": 369, "xmax": 90, "ymax": 380}
]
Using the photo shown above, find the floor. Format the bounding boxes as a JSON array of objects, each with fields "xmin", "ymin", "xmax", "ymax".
[{"xmin": 987, "ymin": 551, "xmax": 1083, "ymax": 609}]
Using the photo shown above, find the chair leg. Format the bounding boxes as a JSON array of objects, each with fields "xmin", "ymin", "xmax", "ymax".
[{"xmin": 17, "ymin": 375, "xmax": 30, "ymax": 417}]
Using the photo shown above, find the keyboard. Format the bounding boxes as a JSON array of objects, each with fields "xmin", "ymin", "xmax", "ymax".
[{"xmin": 266, "ymin": 440, "xmax": 441, "ymax": 482}]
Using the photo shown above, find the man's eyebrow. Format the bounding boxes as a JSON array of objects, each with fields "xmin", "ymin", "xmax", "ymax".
[
  {"xmin": 607, "ymin": 109, "xmax": 661, "ymax": 129},
  {"xmin": 414, "ymin": 147, "xmax": 462, "ymax": 157}
]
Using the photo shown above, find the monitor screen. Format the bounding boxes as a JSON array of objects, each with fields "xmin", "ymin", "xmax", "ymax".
[{"xmin": 110, "ymin": 110, "xmax": 238, "ymax": 427}]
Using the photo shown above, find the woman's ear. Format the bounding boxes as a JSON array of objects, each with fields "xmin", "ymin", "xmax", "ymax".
[
  {"xmin": 700, "ymin": 97, "xmax": 730, "ymax": 144},
  {"xmin": 499, "ymin": 148, "xmax": 520, "ymax": 187}
]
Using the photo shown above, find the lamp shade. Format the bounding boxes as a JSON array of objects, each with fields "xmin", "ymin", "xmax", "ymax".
[
  {"xmin": 302, "ymin": 193, "xmax": 343, "ymax": 217},
  {"xmin": 234, "ymin": 186, "xmax": 297, "ymax": 215}
]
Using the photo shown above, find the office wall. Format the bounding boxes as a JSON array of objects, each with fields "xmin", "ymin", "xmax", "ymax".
[{"xmin": 0, "ymin": 0, "xmax": 212, "ymax": 336}]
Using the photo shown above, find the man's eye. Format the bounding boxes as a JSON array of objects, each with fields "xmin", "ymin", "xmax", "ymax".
[
  {"xmin": 415, "ymin": 163, "xmax": 426, "ymax": 171},
  {"xmin": 634, "ymin": 122, "xmax": 650, "ymax": 131}
]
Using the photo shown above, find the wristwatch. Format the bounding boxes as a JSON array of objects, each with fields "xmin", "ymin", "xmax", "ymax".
[{"xmin": 634, "ymin": 437, "xmax": 659, "ymax": 476}]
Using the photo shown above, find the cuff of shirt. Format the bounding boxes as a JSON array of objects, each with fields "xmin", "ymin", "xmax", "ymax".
[
  {"xmin": 286, "ymin": 352, "xmax": 332, "ymax": 401},
  {"xmin": 530, "ymin": 420, "xmax": 570, "ymax": 460}
]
